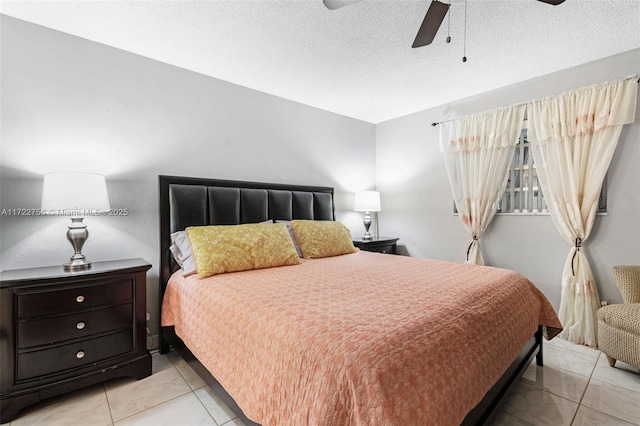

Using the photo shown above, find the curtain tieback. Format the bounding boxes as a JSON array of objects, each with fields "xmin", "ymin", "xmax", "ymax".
[
  {"xmin": 466, "ymin": 236, "xmax": 478, "ymax": 262},
  {"xmin": 571, "ymin": 237, "xmax": 583, "ymax": 276}
]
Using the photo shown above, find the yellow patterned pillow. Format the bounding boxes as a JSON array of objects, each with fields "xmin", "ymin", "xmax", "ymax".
[
  {"xmin": 186, "ymin": 223, "xmax": 301, "ymax": 279},
  {"xmin": 291, "ymin": 220, "xmax": 357, "ymax": 259}
]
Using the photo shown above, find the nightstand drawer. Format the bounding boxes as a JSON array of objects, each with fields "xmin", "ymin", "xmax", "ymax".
[
  {"xmin": 17, "ymin": 280, "xmax": 133, "ymax": 318},
  {"xmin": 17, "ymin": 329, "xmax": 133, "ymax": 381},
  {"xmin": 18, "ymin": 303, "xmax": 133, "ymax": 349},
  {"xmin": 362, "ymin": 243, "xmax": 395, "ymax": 253},
  {"xmin": 352, "ymin": 237, "xmax": 399, "ymax": 255}
]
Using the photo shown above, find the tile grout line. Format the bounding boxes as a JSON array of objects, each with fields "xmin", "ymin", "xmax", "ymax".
[
  {"xmin": 168, "ymin": 351, "xmax": 221, "ymax": 425},
  {"xmin": 192, "ymin": 388, "xmax": 223, "ymax": 426},
  {"xmin": 109, "ymin": 389, "xmax": 199, "ymax": 425},
  {"xmin": 104, "ymin": 381, "xmax": 116, "ymax": 426},
  {"xmin": 106, "ymin": 363, "xmax": 195, "ymax": 424},
  {"xmin": 507, "ymin": 341, "xmax": 596, "ymax": 426},
  {"xmin": 570, "ymin": 351, "xmax": 640, "ymax": 426},
  {"xmin": 568, "ymin": 350, "xmax": 600, "ymax": 425}
]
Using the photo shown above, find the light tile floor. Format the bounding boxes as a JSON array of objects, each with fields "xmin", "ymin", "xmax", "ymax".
[
  {"xmin": 3, "ymin": 338, "xmax": 639, "ymax": 425},
  {"xmin": 488, "ymin": 337, "xmax": 640, "ymax": 426}
]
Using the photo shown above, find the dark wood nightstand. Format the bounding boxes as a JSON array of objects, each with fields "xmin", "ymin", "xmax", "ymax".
[
  {"xmin": 353, "ymin": 237, "xmax": 399, "ymax": 254},
  {"xmin": 0, "ymin": 258, "xmax": 152, "ymax": 423}
]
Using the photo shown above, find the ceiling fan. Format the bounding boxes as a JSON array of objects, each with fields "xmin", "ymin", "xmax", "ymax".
[{"xmin": 323, "ymin": 0, "xmax": 566, "ymax": 48}]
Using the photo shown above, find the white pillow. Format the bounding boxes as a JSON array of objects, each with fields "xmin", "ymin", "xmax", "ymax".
[{"xmin": 170, "ymin": 231, "xmax": 197, "ymax": 276}]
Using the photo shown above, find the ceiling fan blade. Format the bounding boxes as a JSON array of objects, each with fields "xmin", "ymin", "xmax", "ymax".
[
  {"xmin": 412, "ymin": 1, "xmax": 451, "ymax": 48},
  {"xmin": 536, "ymin": 0, "xmax": 566, "ymax": 4},
  {"xmin": 323, "ymin": 0, "xmax": 363, "ymax": 10}
]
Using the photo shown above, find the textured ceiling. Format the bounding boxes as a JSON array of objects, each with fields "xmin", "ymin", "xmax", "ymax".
[{"xmin": 1, "ymin": 0, "xmax": 639, "ymax": 123}]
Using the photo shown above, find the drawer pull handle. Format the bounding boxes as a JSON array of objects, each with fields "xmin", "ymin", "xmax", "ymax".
[
  {"xmin": 76, "ymin": 350, "xmax": 85, "ymax": 359},
  {"xmin": 76, "ymin": 295, "xmax": 85, "ymax": 303},
  {"xmin": 76, "ymin": 321, "xmax": 86, "ymax": 330}
]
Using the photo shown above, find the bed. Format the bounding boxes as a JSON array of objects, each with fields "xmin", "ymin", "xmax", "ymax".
[{"xmin": 158, "ymin": 175, "xmax": 562, "ymax": 425}]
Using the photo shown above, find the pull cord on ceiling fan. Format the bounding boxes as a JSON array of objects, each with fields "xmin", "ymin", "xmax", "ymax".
[{"xmin": 323, "ymin": 0, "xmax": 567, "ymax": 59}]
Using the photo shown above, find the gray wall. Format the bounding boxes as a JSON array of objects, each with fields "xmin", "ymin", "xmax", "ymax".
[
  {"xmin": 0, "ymin": 16, "xmax": 375, "ymax": 344},
  {"xmin": 2, "ymin": 14, "xmax": 638, "ymax": 344},
  {"xmin": 376, "ymin": 49, "xmax": 640, "ymax": 309}
]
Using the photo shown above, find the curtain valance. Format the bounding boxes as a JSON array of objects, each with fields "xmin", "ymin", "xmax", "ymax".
[
  {"xmin": 439, "ymin": 106, "xmax": 526, "ymax": 153},
  {"xmin": 529, "ymin": 78, "xmax": 637, "ymax": 141}
]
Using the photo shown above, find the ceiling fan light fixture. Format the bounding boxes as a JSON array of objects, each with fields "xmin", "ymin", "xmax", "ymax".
[
  {"xmin": 322, "ymin": 0, "xmax": 362, "ymax": 10},
  {"xmin": 536, "ymin": 0, "xmax": 566, "ymax": 5}
]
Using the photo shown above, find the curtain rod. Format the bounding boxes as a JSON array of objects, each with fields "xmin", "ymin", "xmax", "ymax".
[
  {"xmin": 431, "ymin": 75, "xmax": 640, "ymax": 127},
  {"xmin": 431, "ymin": 102, "xmax": 528, "ymax": 127}
]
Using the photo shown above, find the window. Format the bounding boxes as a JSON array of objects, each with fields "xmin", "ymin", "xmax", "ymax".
[
  {"xmin": 497, "ymin": 126, "xmax": 607, "ymax": 214},
  {"xmin": 453, "ymin": 125, "xmax": 607, "ymax": 215},
  {"xmin": 499, "ymin": 127, "xmax": 543, "ymax": 213}
]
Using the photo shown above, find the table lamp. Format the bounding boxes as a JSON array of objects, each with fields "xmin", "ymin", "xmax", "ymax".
[
  {"xmin": 41, "ymin": 172, "xmax": 110, "ymax": 271},
  {"xmin": 354, "ymin": 191, "xmax": 381, "ymax": 240}
]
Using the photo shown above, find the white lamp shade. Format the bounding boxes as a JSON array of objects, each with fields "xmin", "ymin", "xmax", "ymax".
[
  {"xmin": 354, "ymin": 191, "xmax": 381, "ymax": 212},
  {"xmin": 41, "ymin": 172, "xmax": 111, "ymax": 212}
]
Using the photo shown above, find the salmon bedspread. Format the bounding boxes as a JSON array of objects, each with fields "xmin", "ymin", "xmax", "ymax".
[{"xmin": 162, "ymin": 251, "xmax": 561, "ymax": 425}]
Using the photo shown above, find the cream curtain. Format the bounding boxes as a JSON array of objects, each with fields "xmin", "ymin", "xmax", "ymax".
[
  {"xmin": 528, "ymin": 77, "xmax": 638, "ymax": 346},
  {"xmin": 440, "ymin": 105, "xmax": 526, "ymax": 265}
]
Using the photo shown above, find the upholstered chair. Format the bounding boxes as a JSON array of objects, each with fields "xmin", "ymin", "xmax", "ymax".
[{"xmin": 597, "ymin": 265, "xmax": 640, "ymax": 369}]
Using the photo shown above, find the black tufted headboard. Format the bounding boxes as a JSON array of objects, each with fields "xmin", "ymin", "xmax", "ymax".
[{"xmin": 158, "ymin": 175, "xmax": 335, "ymax": 302}]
